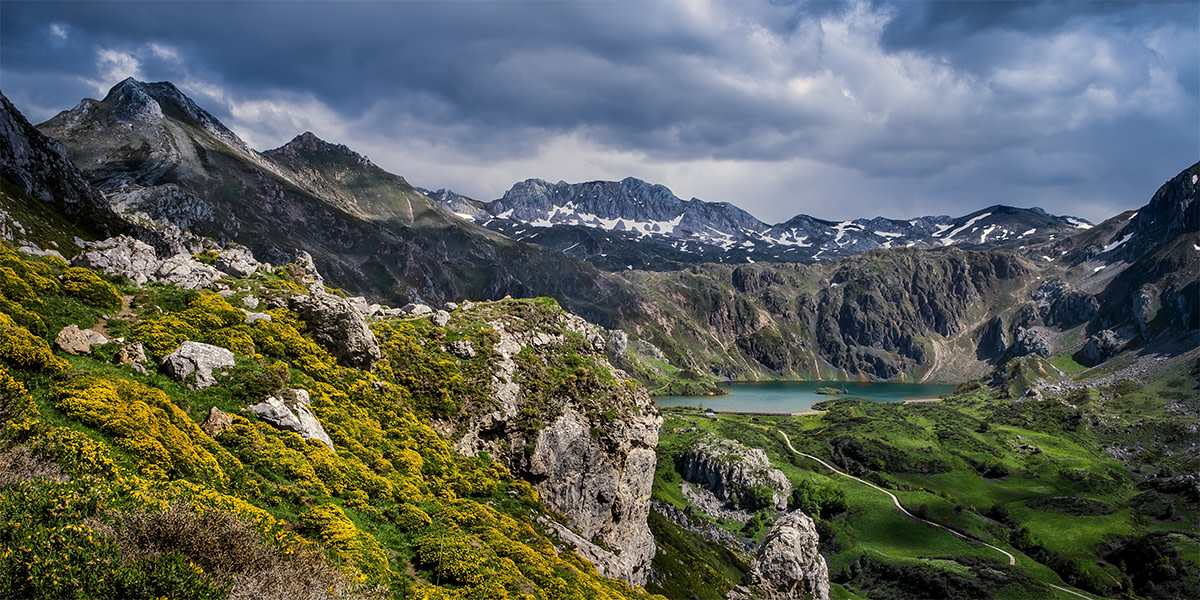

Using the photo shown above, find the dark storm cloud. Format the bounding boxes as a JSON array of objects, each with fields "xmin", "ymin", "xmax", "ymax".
[{"xmin": 0, "ymin": 0, "xmax": 1196, "ymax": 223}]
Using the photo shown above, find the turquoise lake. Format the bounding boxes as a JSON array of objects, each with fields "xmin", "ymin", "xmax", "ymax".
[{"xmin": 657, "ymin": 381, "xmax": 957, "ymax": 413}]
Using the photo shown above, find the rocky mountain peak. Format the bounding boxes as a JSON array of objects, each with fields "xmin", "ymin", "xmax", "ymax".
[
  {"xmin": 94, "ymin": 78, "xmax": 250, "ymax": 154},
  {"xmin": 102, "ymin": 77, "xmax": 166, "ymax": 123},
  {"xmin": 269, "ymin": 131, "xmax": 370, "ymax": 167}
]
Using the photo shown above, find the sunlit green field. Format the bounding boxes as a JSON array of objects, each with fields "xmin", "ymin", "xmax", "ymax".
[{"xmin": 649, "ymin": 371, "xmax": 1199, "ymax": 600}]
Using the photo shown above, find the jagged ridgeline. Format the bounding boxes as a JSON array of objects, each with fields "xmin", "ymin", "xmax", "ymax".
[{"xmin": 0, "ymin": 241, "xmax": 668, "ymax": 599}]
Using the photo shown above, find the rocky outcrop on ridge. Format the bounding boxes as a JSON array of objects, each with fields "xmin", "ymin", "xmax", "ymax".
[
  {"xmin": 678, "ymin": 435, "xmax": 793, "ymax": 512},
  {"xmin": 72, "ymin": 235, "xmax": 261, "ymax": 290},
  {"xmin": 1032, "ymin": 279, "xmax": 1098, "ymax": 329},
  {"xmin": 1078, "ymin": 329, "xmax": 1123, "ymax": 366},
  {"xmin": 726, "ymin": 510, "xmax": 830, "ymax": 600}
]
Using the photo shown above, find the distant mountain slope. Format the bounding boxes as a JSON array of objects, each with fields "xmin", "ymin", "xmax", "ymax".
[
  {"xmin": 425, "ymin": 178, "xmax": 1090, "ymax": 269},
  {"xmin": 0, "ymin": 91, "xmax": 126, "ymax": 248},
  {"xmin": 20, "ymin": 79, "xmax": 1194, "ymax": 384},
  {"xmin": 35, "ymin": 79, "xmax": 633, "ymax": 324}
]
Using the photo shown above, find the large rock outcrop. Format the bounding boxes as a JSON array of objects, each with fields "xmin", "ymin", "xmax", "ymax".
[
  {"xmin": 1032, "ymin": 279, "xmax": 1098, "ymax": 328},
  {"xmin": 527, "ymin": 405, "xmax": 659, "ymax": 584},
  {"xmin": 72, "ymin": 235, "xmax": 229, "ymax": 289},
  {"xmin": 678, "ymin": 435, "xmax": 793, "ymax": 512},
  {"xmin": 727, "ymin": 510, "xmax": 830, "ymax": 600},
  {"xmin": 453, "ymin": 311, "xmax": 660, "ymax": 586},
  {"xmin": 288, "ymin": 291, "xmax": 382, "ymax": 370}
]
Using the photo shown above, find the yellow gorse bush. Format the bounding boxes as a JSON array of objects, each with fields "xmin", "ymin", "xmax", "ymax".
[{"xmin": 0, "ymin": 245, "xmax": 664, "ymax": 600}]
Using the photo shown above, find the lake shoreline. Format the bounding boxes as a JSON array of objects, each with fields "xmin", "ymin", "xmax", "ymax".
[{"xmin": 657, "ymin": 381, "xmax": 954, "ymax": 413}]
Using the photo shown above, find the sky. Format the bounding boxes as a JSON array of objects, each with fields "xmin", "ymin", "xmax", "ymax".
[{"xmin": 1, "ymin": 0, "xmax": 1196, "ymax": 224}]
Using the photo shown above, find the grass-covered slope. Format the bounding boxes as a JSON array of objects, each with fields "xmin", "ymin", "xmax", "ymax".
[
  {"xmin": 0, "ymin": 243, "xmax": 665, "ymax": 600},
  {"xmin": 650, "ymin": 374, "xmax": 1199, "ymax": 600}
]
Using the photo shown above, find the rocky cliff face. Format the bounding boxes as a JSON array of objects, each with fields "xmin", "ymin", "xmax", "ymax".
[
  {"xmin": 0, "ymin": 91, "xmax": 126, "ymax": 246},
  {"xmin": 616, "ymin": 248, "xmax": 1034, "ymax": 382},
  {"xmin": 726, "ymin": 510, "xmax": 830, "ymax": 600},
  {"xmin": 678, "ymin": 435, "xmax": 793, "ymax": 512},
  {"xmin": 450, "ymin": 306, "xmax": 662, "ymax": 585}
]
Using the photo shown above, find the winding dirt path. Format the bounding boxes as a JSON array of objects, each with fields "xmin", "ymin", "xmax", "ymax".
[
  {"xmin": 777, "ymin": 431, "xmax": 1107, "ymax": 599},
  {"xmin": 777, "ymin": 431, "xmax": 1016, "ymax": 566}
]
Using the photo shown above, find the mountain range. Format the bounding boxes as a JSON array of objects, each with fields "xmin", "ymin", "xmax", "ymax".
[
  {"xmin": 425, "ymin": 177, "xmax": 1091, "ymax": 270},
  {"xmin": 4, "ymin": 78, "xmax": 1197, "ymax": 387}
]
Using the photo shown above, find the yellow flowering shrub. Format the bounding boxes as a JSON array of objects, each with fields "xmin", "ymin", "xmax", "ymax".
[
  {"xmin": 206, "ymin": 324, "xmax": 257, "ymax": 355},
  {"xmin": 59, "ymin": 267, "xmax": 121, "ymax": 311},
  {"xmin": 0, "ymin": 266, "xmax": 41, "ymax": 307},
  {"xmin": 300, "ymin": 504, "xmax": 390, "ymax": 585},
  {"xmin": 414, "ymin": 526, "xmax": 489, "ymax": 586},
  {"xmin": 131, "ymin": 314, "xmax": 200, "ymax": 358},
  {"xmin": 392, "ymin": 503, "xmax": 433, "ymax": 532},
  {"xmin": 132, "ymin": 291, "xmax": 247, "ymax": 358},
  {"xmin": 0, "ymin": 248, "xmax": 60, "ymax": 294},
  {"xmin": 217, "ymin": 421, "xmax": 331, "ymax": 497},
  {"xmin": 0, "ymin": 364, "xmax": 33, "ymax": 419},
  {"xmin": 52, "ymin": 376, "xmax": 234, "ymax": 489},
  {"xmin": 0, "ymin": 313, "xmax": 69, "ymax": 373}
]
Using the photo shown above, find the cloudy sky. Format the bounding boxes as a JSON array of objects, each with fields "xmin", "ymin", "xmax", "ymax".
[{"xmin": 1, "ymin": 0, "xmax": 1196, "ymax": 223}]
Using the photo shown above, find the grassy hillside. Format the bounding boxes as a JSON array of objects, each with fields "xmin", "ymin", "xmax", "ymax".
[
  {"xmin": 650, "ymin": 374, "xmax": 1199, "ymax": 600},
  {"xmin": 0, "ymin": 243, "xmax": 664, "ymax": 600}
]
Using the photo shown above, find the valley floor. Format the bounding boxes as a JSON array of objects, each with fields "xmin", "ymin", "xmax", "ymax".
[{"xmin": 648, "ymin": 366, "xmax": 1199, "ymax": 600}]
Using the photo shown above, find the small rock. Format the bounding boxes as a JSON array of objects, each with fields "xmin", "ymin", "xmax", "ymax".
[
  {"xmin": 241, "ymin": 295, "xmax": 260, "ymax": 309},
  {"xmin": 292, "ymin": 250, "xmax": 324, "ymax": 285},
  {"xmin": 113, "ymin": 342, "xmax": 147, "ymax": 365},
  {"xmin": 17, "ymin": 245, "xmax": 65, "ymax": 260},
  {"xmin": 200, "ymin": 406, "xmax": 233, "ymax": 437},
  {"xmin": 249, "ymin": 389, "xmax": 335, "ymax": 451},
  {"xmin": 345, "ymin": 296, "xmax": 371, "ymax": 315},
  {"xmin": 243, "ymin": 311, "xmax": 273, "ymax": 324},
  {"xmin": 54, "ymin": 325, "xmax": 109, "ymax": 355},
  {"xmin": 445, "ymin": 301, "xmax": 459, "ymax": 311},
  {"xmin": 460, "ymin": 300, "xmax": 475, "ymax": 311},
  {"xmin": 161, "ymin": 341, "xmax": 235, "ymax": 389},
  {"xmin": 402, "ymin": 303, "xmax": 432, "ymax": 316},
  {"xmin": 432, "ymin": 310, "xmax": 450, "ymax": 328},
  {"xmin": 449, "ymin": 340, "xmax": 476, "ymax": 358},
  {"xmin": 249, "ymin": 396, "xmax": 302, "ymax": 431},
  {"xmin": 214, "ymin": 247, "xmax": 260, "ymax": 278}
]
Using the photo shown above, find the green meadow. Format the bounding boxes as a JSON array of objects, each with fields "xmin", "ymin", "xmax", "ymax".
[{"xmin": 650, "ymin": 373, "xmax": 1199, "ymax": 600}]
